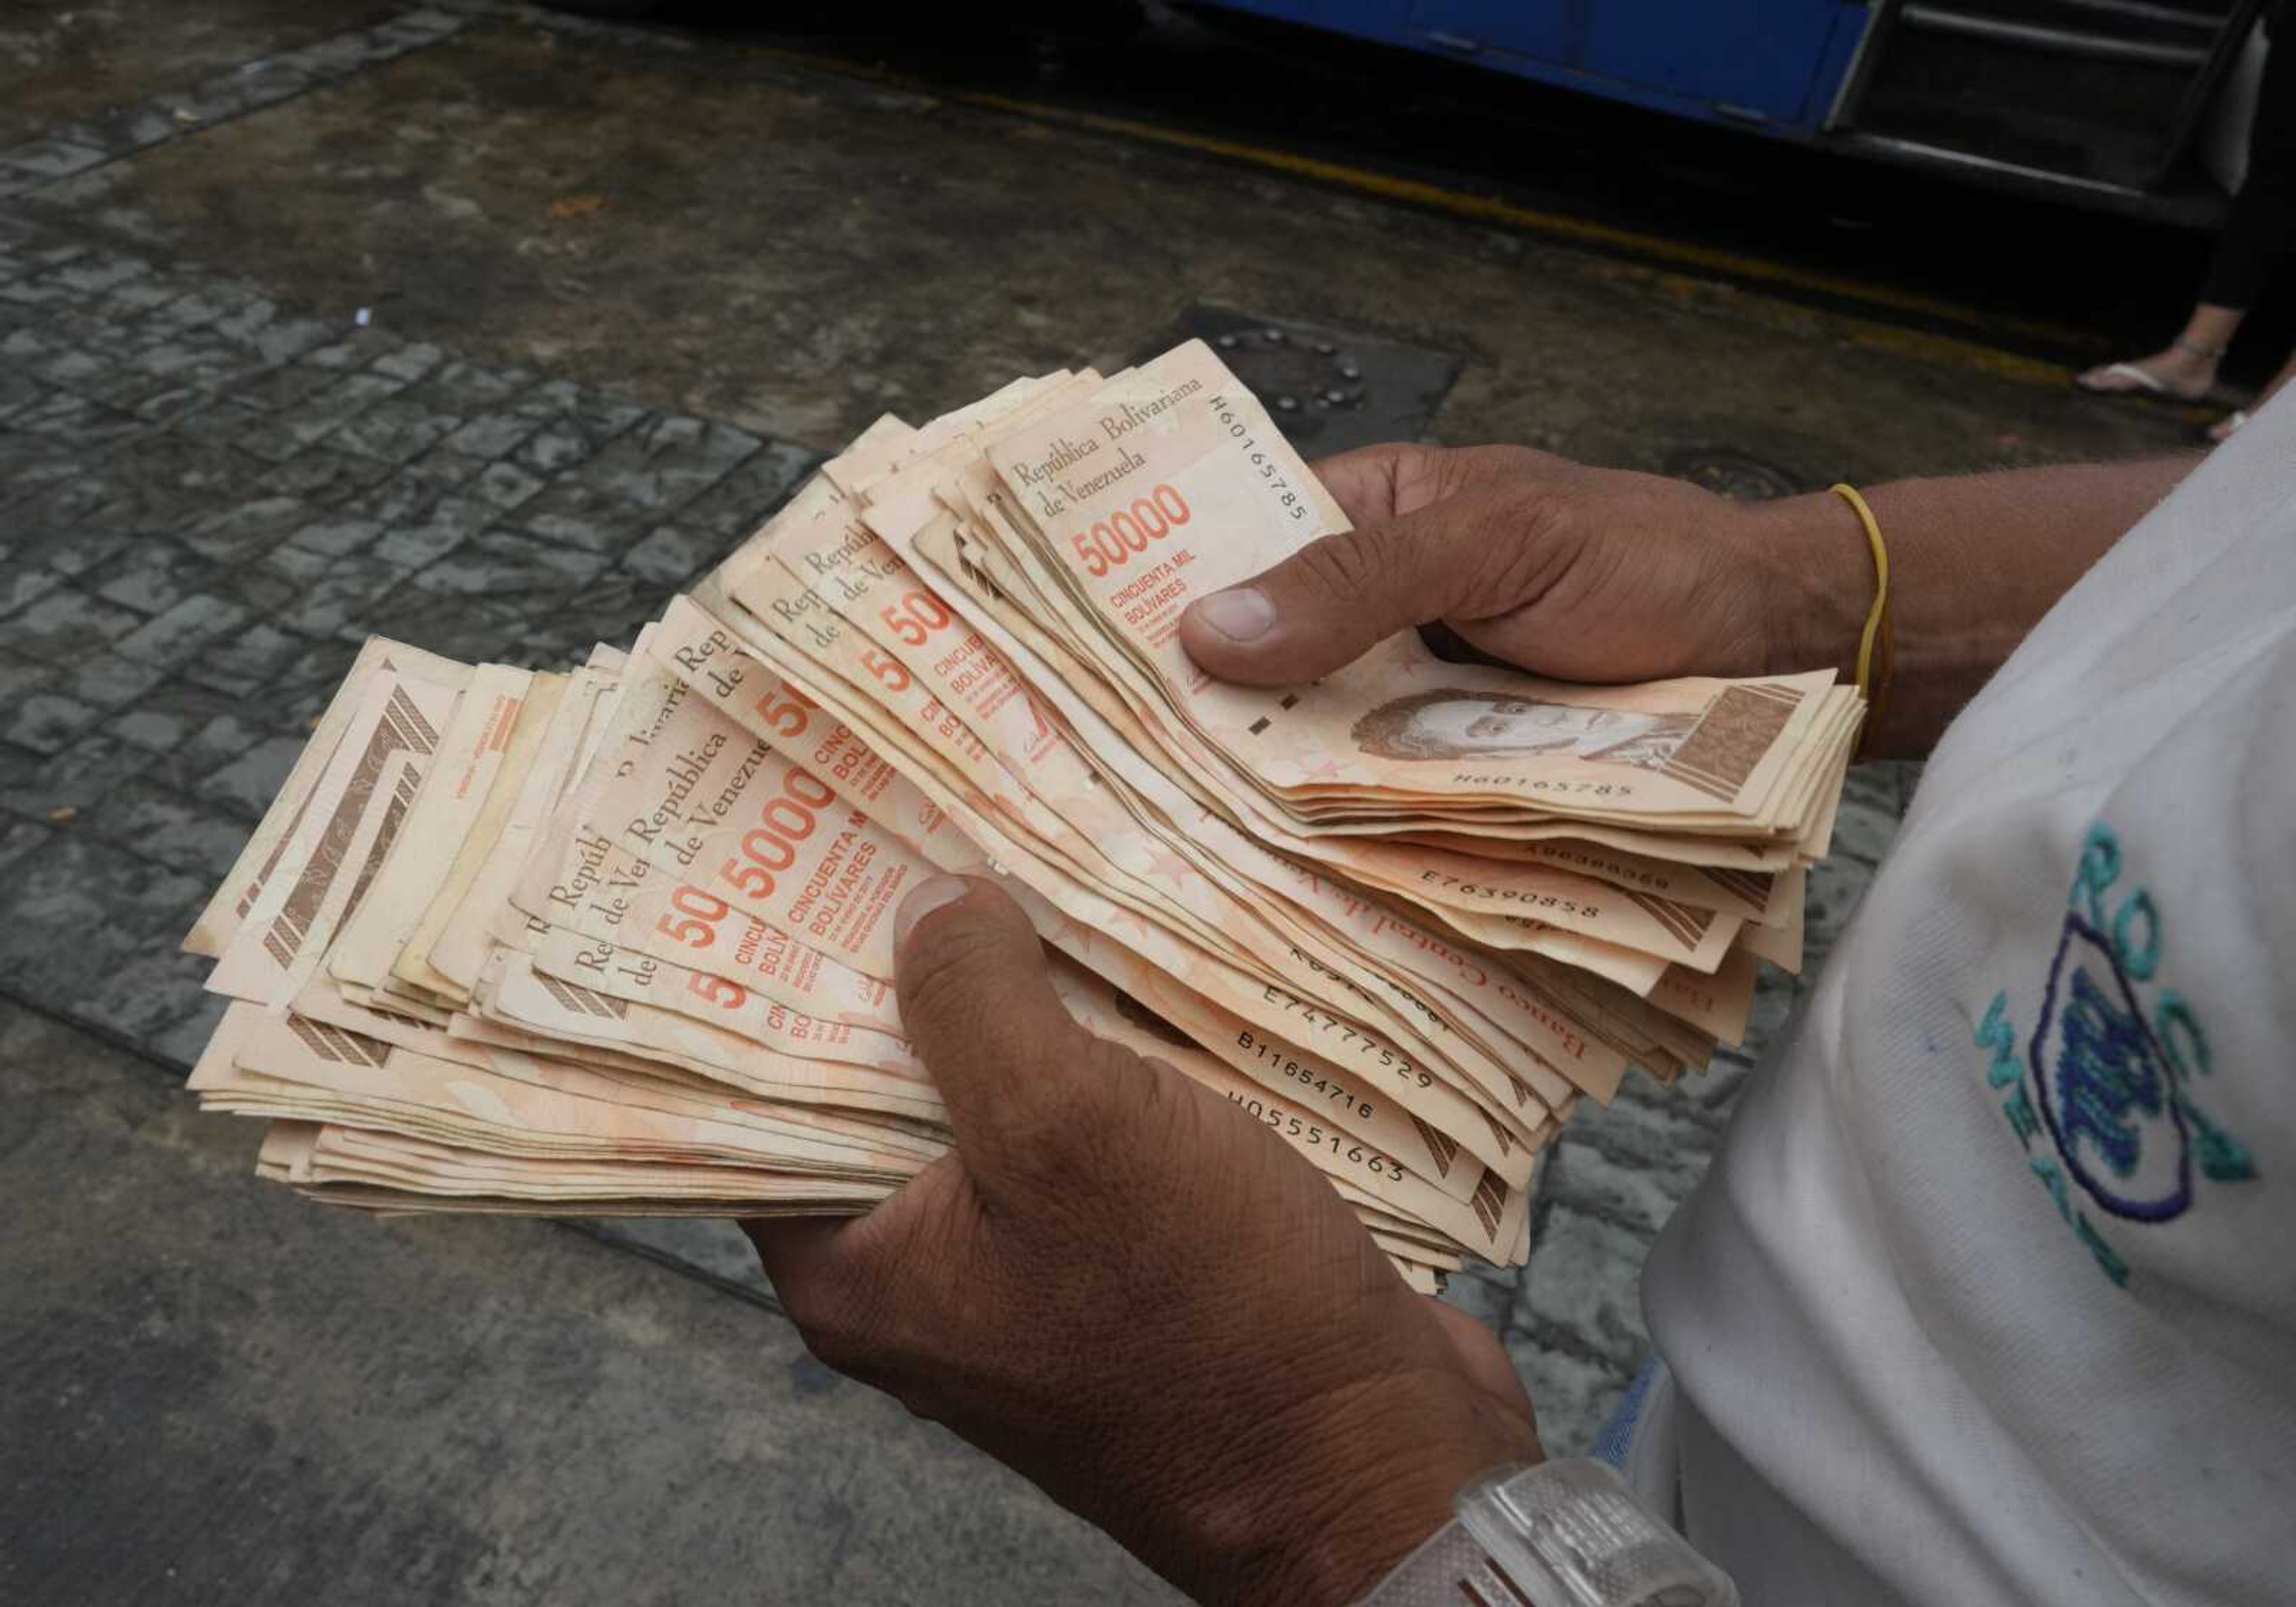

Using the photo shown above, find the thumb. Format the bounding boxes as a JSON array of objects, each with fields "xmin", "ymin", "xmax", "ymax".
[
  {"xmin": 893, "ymin": 873, "xmax": 1095, "ymax": 1172},
  {"xmin": 1178, "ymin": 503, "xmax": 1496, "ymax": 686}
]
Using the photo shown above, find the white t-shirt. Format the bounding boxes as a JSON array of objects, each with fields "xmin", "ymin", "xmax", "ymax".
[{"xmin": 1629, "ymin": 395, "xmax": 2296, "ymax": 1605}]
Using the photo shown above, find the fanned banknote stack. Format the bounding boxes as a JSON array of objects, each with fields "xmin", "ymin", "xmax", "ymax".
[{"xmin": 182, "ymin": 341, "xmax": 1862, "ymax": 1294}]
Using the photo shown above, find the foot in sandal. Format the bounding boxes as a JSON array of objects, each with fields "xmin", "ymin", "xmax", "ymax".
[{"xmin": 2075, "ymin": 338, "xmax": 2221, "ymax": 401}]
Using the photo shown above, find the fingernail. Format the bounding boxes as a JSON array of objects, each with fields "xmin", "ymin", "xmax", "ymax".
[
  {"xmin": 1191, "ymin": 586, "xmax": 1275, "ymax": 644},
  {"xmin": 896, "ymin": 874, "xmax": 973, "ymax": 947}
]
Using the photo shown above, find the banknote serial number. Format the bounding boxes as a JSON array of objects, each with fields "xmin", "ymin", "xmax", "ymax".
[
  {"xmin": 1223, "ymin": 1090, "xmax": 1409, "ymax": 1178},
  {"xmin": 1416, "ymin": 872, "xmax": 1602, "ymax": 918},
  {"xmin": 1449, "ymin": 775, "xmax": 1636, "ymax": 798},
  {"xmin": 1236, "ymin": 1028, "xmax": 1374, "ymax": 1120},
  {"xmin": 1259, "ymin": 985, "xmax": 1436, "ymax": 1090},
  {"xmin": 1210, "ymin": 394, "xmax": 1309, "ymax": 523}
]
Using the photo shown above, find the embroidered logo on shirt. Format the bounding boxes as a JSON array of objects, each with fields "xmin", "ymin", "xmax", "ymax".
[{"xmin": 1973, "ymin": 821, "xmax": 2254, "ymax": 1285}]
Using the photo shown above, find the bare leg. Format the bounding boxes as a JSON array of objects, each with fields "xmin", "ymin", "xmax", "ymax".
[{"xmin": 2076, "ymin": 303, "xmax": 2245, "ymax": 398}]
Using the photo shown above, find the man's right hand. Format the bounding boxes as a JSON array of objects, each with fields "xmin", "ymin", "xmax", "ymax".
[
  {"xmin": 1177, "ymin": 442, "xmax": 1861, "ymax": 691},
  {"xmin": 748, "ymin": 876, "xmax": 1540, "ymax": 1607}
]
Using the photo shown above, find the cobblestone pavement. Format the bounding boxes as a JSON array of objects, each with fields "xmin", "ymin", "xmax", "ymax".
[
  {"xmin": 0, "ymin": 196, "xmax": 819, "ymax": 1067},
  {"xmin": 0, "ymin": 1, "xmax": 1915, "ymax": 1459}
]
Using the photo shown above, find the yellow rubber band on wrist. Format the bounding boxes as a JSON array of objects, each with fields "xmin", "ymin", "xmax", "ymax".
[{"xmin": 1828, "ymin": 482, "xmax": 1889, "ymax": 700}]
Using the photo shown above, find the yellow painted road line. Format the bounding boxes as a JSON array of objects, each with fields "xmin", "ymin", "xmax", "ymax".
[{"xmin": 951, "ymin": 92, "xmax": 2100, "ymax": 355}]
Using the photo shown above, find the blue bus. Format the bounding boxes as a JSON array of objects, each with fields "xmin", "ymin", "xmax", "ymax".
[{"xmin": 1189, "ymin": 0, "xmax": 2271, "ymax": 221}]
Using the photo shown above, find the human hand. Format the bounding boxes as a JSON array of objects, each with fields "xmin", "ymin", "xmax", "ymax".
[
  {"xmin": 745, "ymin": 875, "xmax": 1541, "ymax": 1607},
  {"xmin": 1178, "ymin": 441, "xmax": 1855, "ymax": 686}
]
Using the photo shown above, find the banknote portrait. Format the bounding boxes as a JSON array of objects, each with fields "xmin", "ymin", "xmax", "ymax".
[{"xmin": 1349, "ymin": 689, "xmax": 1700, "ymax": 769}]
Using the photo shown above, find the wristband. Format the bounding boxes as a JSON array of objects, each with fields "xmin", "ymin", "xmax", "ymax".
[
  {"xmin": 1355, "ymin": 1459, "xmax": 1737, "ymax": 1606},
  {"xmin": 1828, "ymin": 482, "xmax": 1894, "ymax": 756}
]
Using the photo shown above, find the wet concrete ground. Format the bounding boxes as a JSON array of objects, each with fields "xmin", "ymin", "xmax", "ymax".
[
  {"xmin": 2, "ymin": 1001, "xmax": 1167, "ymax": 1606},
  {"xmin": 16, "ymin": 5, "xmax": 2207, "ymax": 463},
  {"xmin": 0, "ymin": 5, "xmax": 2210, "ymax": 1603}
]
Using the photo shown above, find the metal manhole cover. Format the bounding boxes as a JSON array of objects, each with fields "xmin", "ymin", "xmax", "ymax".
[
  {"xmin": 1662, "ymin": 448, "xmax": 1799, "ymax": 501},
  {"xmin": 1137, "ymin": 306, "xmax": 1464, "ymax": 457}
]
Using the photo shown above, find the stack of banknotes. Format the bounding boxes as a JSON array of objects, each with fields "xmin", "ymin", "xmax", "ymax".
[{"xmin": 182, "ymin": 340, "xmax": 1863, "ymax": 1294}]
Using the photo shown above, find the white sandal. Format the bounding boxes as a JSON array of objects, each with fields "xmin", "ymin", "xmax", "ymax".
[
  {"xmin": 2075, "ymin": 337, "xmax": 2221, "ymax": 402},
  {"xmin": 2075, "ymin": 361, "xmax": 2209, "ymax": 401}
]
